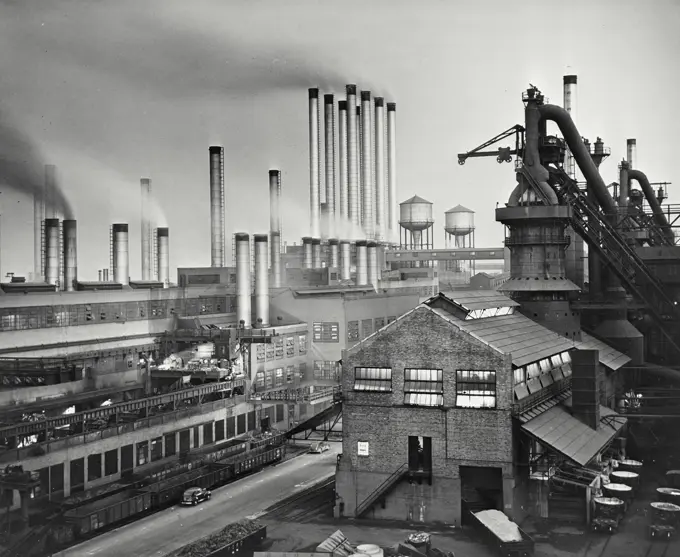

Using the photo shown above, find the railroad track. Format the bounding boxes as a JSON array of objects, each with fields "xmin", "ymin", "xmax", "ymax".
[
  {"xmin": 644, "ymin": 539, "xmax": 672, "ymax": 557},
  {"xmin": 263, "ymin": 477, "xmax": 335, "ymax": 521},
  {"xmin": 582, "ymin": 534, "xmax": 612, "ymax": 557},
  {"xmin": 582, "ymin": 534, "xmax": 673, "ymax": 557}
]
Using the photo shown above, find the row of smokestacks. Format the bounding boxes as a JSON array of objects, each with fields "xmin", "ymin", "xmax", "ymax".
[{"xmin": 308, "ymin": 85, "xmax": 398, "ymax": 243}]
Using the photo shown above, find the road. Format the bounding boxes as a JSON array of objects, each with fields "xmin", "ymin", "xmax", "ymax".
[{"xmin": 58, "ymin": 442, "xmax": 340, "ymax": 557}]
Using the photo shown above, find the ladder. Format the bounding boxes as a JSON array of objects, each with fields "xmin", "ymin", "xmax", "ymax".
[{"xmin": 109, "ymin": 225, "xmax": 114, "ymax": 279}]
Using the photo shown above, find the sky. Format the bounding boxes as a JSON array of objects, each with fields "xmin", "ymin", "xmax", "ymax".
[{"xmin": 0, "ymin": 0, "xmax": 678, "ymax": 281}]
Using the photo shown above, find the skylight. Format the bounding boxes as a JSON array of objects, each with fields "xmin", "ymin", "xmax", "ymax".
[{"xmin": 464, "ymin": 306, "xmax": 516, "ymax": 320}]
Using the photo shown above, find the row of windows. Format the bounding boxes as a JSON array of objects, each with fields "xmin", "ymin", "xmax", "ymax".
[
  {"xmin": 513, "ymin": 352, "xmax": 572, "ymax": 401},
  {"xmin": 255, "ymin": 364, "xmax": 307, "ymax": 391},
  {"xmin": 353, "ymin": 367, "xmax": 497, "ymax": 409},
  {"xmin": 347, "ymin": 316, "xmax": 397, "ymax": 342},
  {"xmin": 0, "ymin": 296, "xmax": 234, "ymax": 332},
  {"xmin": 255, "ymin": 334, "xmax": 307, "ymax": 362},
  {"xmin": 313, "ymin": 322, "xmax": 339, "ymax": 343}
]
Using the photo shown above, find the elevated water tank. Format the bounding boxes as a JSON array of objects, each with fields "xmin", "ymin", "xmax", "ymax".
[
  {"xmin": 399, "ymin": 195, "xmax": 434, "ymax": 232},
  {"xmin": 444, "ymin": 204, "xmax": 475, "ymax": 236}
]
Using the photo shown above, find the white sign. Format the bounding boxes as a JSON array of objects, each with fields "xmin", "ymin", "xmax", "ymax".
[{"xmin": 357, "ymin": 441, "xmax": 369, "ymax": 456}]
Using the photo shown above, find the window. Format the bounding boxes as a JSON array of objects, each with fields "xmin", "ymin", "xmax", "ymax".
[
  {"xmin": 275, "ymin": 337, "xmax": 284, "ymax": 359},
  {"xmin": 150, "ymin": 437, "xmax": 163, "ymax": 462},
  {"xmin": 136, "ymin": 441, "xmax": 148, "ymax": 466},
  {"xmin": 354, "ymin": 367, "xmax": 392, "ymax": 392},
  {"xmin": 256, "ymin": 345, "xmax": 265, "ymax": 363},
  {"xmin": 285, "ymin": 337, "xmax": 295, "ymax": 357},
  {"xmin": 403, "ymin": 368, "xmax": 444, "ymax": 407},
  {"xmin": 298, "ymin": 334, "xmax": 307, "ymax": 355},
  {"xmin": 275, "ymin": 368, "xmax": 284, "ymax": 387},
  {"xmin": 361, "ymin": 319, "xmax": 373, "ymax": 339},
  {"xmin": 286, "ymin": 366, "xmax": 294, "ymax": 383},
  {"xmin": 314, "ymin": 361, "xmax": 337, "ymax": 380},
  {"xmin": 87, "ymin": 454, "xmax": 102, "ymax": 481},
  {"xmin": 299, "ymin": 362, "xmax": 307, "ymax": 381},
  {"xmin": 104, "ymin": 449, "xmax": 118, "ymax": 476},
  {"xmin": 387, "ymin": 316, "xmax": 396, "ymax": 324},
  {"xmin": 374, "ymin": 317, "xmax": 385, "ymax": 330},
  {"xmin": 313, "ymin": 322, "xmax": 340, "ymax": 343},
  {"xmin": 465, "ymin": 306, "xmax": 515, "ymax": 320},
  {"xmin": 265, "ymin": 370, "xmax": 274, "ymax": 390},
  {"xmin": 456, "ymin": 370, "xmax": 496, "ymax": 408},
  {"xmin": 255, "ymin": 371, "xmax": 265, "ymax": 390},
  {"xmin": 266, "ymin": 343, "xmax": 274, "ymax": 360},
  {"xmin": 513, "ymin": 367, "xmax": 526, "ymax": 386},
  {"xmin": 347, "ymin": 321, "xmax": 359, "ymax": 342}
]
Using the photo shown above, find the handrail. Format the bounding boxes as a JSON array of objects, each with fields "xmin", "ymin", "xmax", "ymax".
[{"xmin": 356, "ymin": 463, "xmax": 408, "ymax": 517}]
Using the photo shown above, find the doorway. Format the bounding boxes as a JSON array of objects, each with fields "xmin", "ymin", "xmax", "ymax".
[{"xmin": 460, "ymin": 466, "xmax": 503, "ymax": 523}]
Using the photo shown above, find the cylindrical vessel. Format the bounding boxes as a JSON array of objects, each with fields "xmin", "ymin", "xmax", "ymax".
[
  {"xmin": 302, "ymin": 237, "xmax": 313, "ymax": 270},
  {"xmin": 357, "ymin": 545, "xmax": 384, "ymax": 557},
  {"xmin": 209, "ymin": 146, "xmax": 226, "ymax": 267},
  {"xmin": 666, "ymin": 470, "xmax": 680, "ymax": 489},
  {"xmin": 603, "ymin": 483, "xmax": 633, "ymax": 504},
  {"xmin": 112, "ymin": 224, "xmax": 130, "ymax": 286},
  {"xmin": 140, "ymin": 178, "xmax": 153, "ymax": 280},
  {"xmin": 340, "ymin": 240, "xmax": 351, "ymax": 281},
  {"xmin": 98, "ymin": 270, "xmax": 103, "ymax": 282},
  {"xmin": 367, "ymin": 241, "xmax": 379, "ymax": 287},
  {"xmin": 324, "ymin": 94, "xmax": 336, "ymax": 239},
  {"xmin": 308, "ymin": 89, "xmax": 321, "ymax": 239},
  {"xmin": 657, "ymin": 487, "xmax": 680, "ymax": 505},
  {"xmin": 312, "ymin": 238, "xmax": 322, "ymax": 269},
  {"xmin": 44, "ymin": 218, "xmax": 60, "ymax": 286},
  {"xmin": 62, "ymin": 219, "xmax": 77, "ymax": 291},
  {"xmin": 650, "ymin": 502, "xmax": 680, "ymax": 525},
  {"xmin": 355, "ymin": 240, "xmax": 368, "ymax": 286},
  {"xmin": 593, "ymin": 497, "xmax": 624, "ymax": 520},
  {"xmin": 346, "ymin": 85, "xmax": 359, "ymax": 228},
  {"xmin": 235, "ymin": 233, "xmax": 252, "ymax": 328},
  {"xmin": 254, "ymin": 234, "xmax": 270, "ymax": 328},
  {"xmin": 618, "ymin": 459, "xmax": 643, "ymax": 474},
  {"xmin": 611, "ymin": 470, "xmax": 640, "ymax": 491},
  {"xmin": 269, "ymin": 169, "xmax": 281, "ymax": 233},
  {"xmin": 271, "ymin": 231, "xmax": 282, "ymax": 288},
  {"xmin": 338, "ymin": 100, "xmax": 348, "ymax": 225},
  {"xmin": 360, "ymin": 91, "xmax": 374, "ymax": 239},
  {"xmin": 626, "ymin": 138, "xmax": 637, "ymax": 170},
  {"xmin": 329, "ymin": 239, "xmax": 339, "ymax": 269},
  {"xmin": 374, "ymin": 98, "xmax": 386, "ymax": 242},
  {"xmin": 156, "ymin": 227, "xmax": 170, "ymax": 287},
  {"xmin": 387, "ymin": 103, "xmax": 398, "ymax": 243},
  {"xmin": 563, "ymin": 75, "xmax": 577, "ymax": 180}
]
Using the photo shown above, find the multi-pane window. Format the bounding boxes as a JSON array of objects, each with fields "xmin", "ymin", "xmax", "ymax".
[
  {"xmin": 275, "ymin": 368, "xmax": 284, "ymax": 387},
  {"xmin": 513, "ymin": 350, "xmax": 573, "ymax": 400},
  {"xmin": 353, "ymin": 367, "xmax": 392, "ymax": 392},
  {"xmin": 275, "ymin": 337, "xmax": 284, "ymax": 359},
  {"xmin": 256, "ymin": 345, "xmax": 265, "ymax": 363},
  {"xmin": 265, "ymin": 370, "xmax": 274, "ymax": 390},
  {"xmin": 286, "ymin": 366, "xmax": 294, "ymax": 383},
  {"xmin": 298, "ymin": 334, "xmax": 307, "ymax": 355},
  {"xmin": 387, "ymin": 316, "xmax": 396, "ymax": 324},
  {"xmin": 255, "ymin": 371, "xmax": 265, "ymax": 390},
  {"xmin": 313, "ymin": 322, "xmax": 340, "ymax": 343},
  {"xmin": 285, "ymin": 337, "xmax": 295, "ymax": 357},
  {"xmin": 456, "ymin": 370, "xmax": 496, "ymax": 409},
  {"xmin": 347, "ymin": 321, "xmax": 359, "ymax": 342},
  {"xmin": 266, "ymin": 343, "xmax": 275, "ymax": 360},
  {"xmin": 361, "ymin": 319, "xmax": 373, "ymax": 339},
  {"xmin": 374, "ymin": 317, "xmax": 385, "ymax": 330},
  {"xmin": 314, "ymin": 361, "xmax": 338, "ymax": 380},
  {"xmin": 403, "ymin": 369, "xmax": 444, "ymax": 407},
  {"xmin": 299, "ymin": 363, "xmax": 307, "ymax": 381},
  {"xmin": 465, "ymin": 306, "xmax": 515, "ymax": 320}
]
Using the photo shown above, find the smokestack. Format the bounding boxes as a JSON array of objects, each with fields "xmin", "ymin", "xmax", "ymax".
[
  {"xmin": 44, "ymin": 165, "xmax": 57, "ymax": 219},
  {"xmin": 324, "ymin": 95, "xmax": 336, "ymax": 238},
  {"xmin": 209, "ymin": 146, "xmax": 226, "ymax": 267},
  {"xmin": 112, "ymin": 224, "xmax": 130, "ymax": 285},
  {"xmin": 571, "ymin": 350, "xmax": 600, "ymax": 430},
  {"xmin": 103, "ymin": 268, "xmax": 109, "ymax": 282},
  {"xmin": 156, "ymin": 227, "xmax": 170, "ymax": 287},
  {"xmin": 312, "ymin": 238, "xmax": 322, "ymax": 268},
  {"xmin": 98, "ymin": 270, "xmax": 103, "ymax": 282},
  {"xmin": 329, "ymin": 238, "xmax": 339, "ymax": 269},
  {"xmin": 235, "ymin": 233, "xmax": 252, "ymax": 328},
  {"xmin": 302, "ymin": 237, "xmax": 313, "ymax": 269},
  {"xmin": 563, "ymin": 75, "xmax": 578, "ymax": 181},
  {"xmin": 346, "ymin": 86, "xmax": 359, "ymax": 228},
  {"xmin": 374, "ymin": 98, "xmax": 386, "ymax": 243},
  {"xmin": 140, "ymin": 178, "xmax": 153, "ymax": 280},
  {"xmin": 619, "ymin": 160, "xmax": 630, "ymax": 209},
  {"xmin": 367, "ymin": 241, "xmax": 379, "ymax": 287},
  {"xmin": 62, "ymin": 219, "xmax": 77, "ymax": 291},
  {"xmin": 33, "ymin": 180, "xmax": 45, "ymax": 281},
  {"xmin": 357, "ymin": 106, "xmax": 363, "ymax": 224},
  {"xmin": 271, "ymin": 232, "xmax": 282, "ymax": 288},
  {"xmin": 360, "ymin": 92, "xmax": 374, "ymax": 239},
  {"xmin": 269, "ymin": 170, "xmax": 282, "ymax": 287},
  {"xmin": 355, "ymin": 240, "xmax": 368, "ymax": 286},
  {"xmin": 338, "ymin": 101, "xmax": 348, "ymax": 224},
  {"xmin": 44, "ymin": 219, "xmax": 60, "ymax": 286},
  {"xmin": 626, "ymin": 139, "xmax": 637, "ymax": 170},
  {"xmin": 387, "ymin": 103, "xmax": 398, "ymax": 243},
  {"xmin": 254, "ymin": 234, "xmax": 270, "ymax": 328},
  {"xmin": 309, "ymin": 89, "xmax": 321, "ymax": 239},
  {"xmin": 340, "ymin": 240, "xmax": 351, "ymax": 280}
]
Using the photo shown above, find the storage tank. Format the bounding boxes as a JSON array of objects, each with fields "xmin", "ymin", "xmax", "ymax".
[
  {"xmin": 399, "ymin": 195, "xmax": 434, "ymax": 248},
  {"xmin": 444, "ymin": 204, "xmax": 475, "ymax": 250}
]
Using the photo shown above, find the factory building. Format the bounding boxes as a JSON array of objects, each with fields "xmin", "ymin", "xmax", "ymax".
[{"xmin": 335, "ymin": 291, "xmax": 630, "ymax": 525}]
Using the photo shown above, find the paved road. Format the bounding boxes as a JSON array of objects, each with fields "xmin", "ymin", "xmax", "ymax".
[{"xmin": 58, "ymin": 443, "xmax": 340, "ymax": 557}]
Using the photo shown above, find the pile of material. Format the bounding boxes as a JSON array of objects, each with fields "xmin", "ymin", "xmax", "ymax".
[
  {"xmin": 167, "ymin": 519, "xmax": 262, "ymax": 557},
  {"xmin": 474, "ymin": 509, "xmax": 523, "ymax": 542}
]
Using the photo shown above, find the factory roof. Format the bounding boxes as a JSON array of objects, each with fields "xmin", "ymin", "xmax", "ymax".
[
  {"xmin": 575, "ymin": 332, "xmax": 631, "ymax": 371},
  {"xmin": 6, "ymin": 335, "xmax": 158, "ymax": 359},
  {"xmin": 436, "ymin": 290, "xmax": 520, "ymax": 311},
  {"xmin": 499, "ymin": 277, "xmax": 581, "ymax": 292},
  {"xmin": 401, "ymin": 194, "xmax": 431, "ymax": 205},
  {"xmin": 445, "ymin": 204, "xmax": 474, "ymax": 214}
]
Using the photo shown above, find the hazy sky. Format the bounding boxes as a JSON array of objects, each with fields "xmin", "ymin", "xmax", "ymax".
[{"xmin": 1, "ymin": 0, "xmax": 678, "ymax": 281}]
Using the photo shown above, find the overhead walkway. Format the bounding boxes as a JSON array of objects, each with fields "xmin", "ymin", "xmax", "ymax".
[{"xmin": 286, "ymin": 387, "xmax": 342, "ymax": 440}]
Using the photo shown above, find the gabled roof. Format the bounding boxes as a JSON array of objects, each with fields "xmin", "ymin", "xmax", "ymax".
[
  {"xmin": 401, "ymin": 194, "xmax": 431, "ymax": 205},
  {"xmin": 576, "ymin": 332, "xmax": 631, "ymax": 371}
]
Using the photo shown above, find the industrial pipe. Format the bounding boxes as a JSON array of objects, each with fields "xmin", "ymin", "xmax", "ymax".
[
  {"xmin": 357, "ymin": 106, "xmax": 362, "ymax": 223},
  {"xmin": 269, "ymin": 170, "xmax": 281, "ymax": 234},
  {"xmin": 367, "ymin": 241, "xmax": 379, "ymax": 287},
  {"xmin": 563, "ymin": 75, "xmax": 577, "ymax": 180},
  {"xmin": 271, "ymin": 231, "xmax": 282, "ymax": 288},
  {"xmin": 629, "ymin": 169, "xmax": 674, "ymax": 243},
  {"xmin": 340, "ymin": 240, "xmax": 351, "ymax": 280},
  {"xmin": 361, "ymin": 91, "xmax": 374, "ymax": 238},
  {"xmin": 324, "ymin": 94, "xmax": 336, "ymax": 239},
  {"xmin": 209, "ymin": 146, "xmax": 226, "ymax": 267},
  {"xmin": 627, "ymin": 139, "xmax": 637, "ymax": 169},
  {"xmin": 140, "ymin": 178, "xmax": 153, "ymax": 280},
  {"xmin": 312, "ymin": 238, "xmax": 322, "ymax": 268},
  {"xmin": 619, "ymin": 161, "xmax": 630, "ymax": 210},
  {"xmin": 329, "ymin": 238, "xmax": 339, "ymax": 269},
  {"xmin": 308, "ymin": 89, "xmax": 321, "ymax": 239},
  {"xmin": 302, "ymin": 236, "xmax": 313, "ymax": 269},
  {"xmin": 62, "ymin": 219, "xmax": 77, "ymax": 291},
  {"xmin": 44, "ymin": 219, "xmax": 60, "ymax": 286},
  {"xmin": 355, "ymin": 240, "xmax": 368, "ymax": 286},
  {"xmin": 338, "ymin": 100, "xmax": 348, "ymax": 224},
  {"xmin": 235, "ymin": 233, "xmax": 252, "ymax": 328},
  {"xmin": 112, "ymin": 223, "xmax": 130, "ymax": 285},
  {"xmin": 374, "ymin": 98, "xmax": 386, "ymax": 242},
  {"xmin": 387, "ymin": 103, "xmax": 398, "ymax": 242},
  {"xmin": 156, "ymin": 227, "xmax": 170, "ymax": 287},
  {"xmin": 254, "ymin": 234, "xmax": 270, "ymax": 328},
  {"xmin": 346, "ymin": 86, "xmax": 359, "ymax": 228}
]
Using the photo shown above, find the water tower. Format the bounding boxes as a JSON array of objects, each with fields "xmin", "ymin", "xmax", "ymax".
[
  {"xmin": 399, "ymin": 195, "xmax": 434, "ymax": 250},
  {"xmin": 444, "ymin": 205, "xmax": 475, "ymax": 274}
]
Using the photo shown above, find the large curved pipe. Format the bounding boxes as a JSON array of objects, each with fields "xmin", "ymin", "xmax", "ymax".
[
  {"xmin": 628, "ymin": 169, "xmax": 674, "ymax": 243},
  {"xmin": 538, "ymin": 104, "xmax": 617, "ymax": 216}
]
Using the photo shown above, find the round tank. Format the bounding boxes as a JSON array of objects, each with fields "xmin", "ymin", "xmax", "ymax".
[
  {"xmin": 444, "ymin": 204, "xmax": 475, "ymax": 236},
  {"xmin": 618, "ymin": 459, "xmax": 642, "ymax": 474},
  {"xmin": 399, "ymin": 195, "xmax": 434, "ymax": 232},
  {"xmin": 611, "ymin": 470, "xmax": 639, "ymax": 489},
  {"xmin": 593, "ymin": 497, "xmax": 624, "ymax": 519},
  {"xmin": 657, "ymin": 487, "xmax": 680, "ymax": 505},
  {"xmin": 603, "ymin": 483, "xmax": 632, "ymax": 501}
]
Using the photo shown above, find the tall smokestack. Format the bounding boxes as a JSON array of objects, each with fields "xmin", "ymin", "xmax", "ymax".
[
  {"xmin": 269, "ymin": 170, "xmax": 282, "ymax": 287},
  {"xmin": 33, "ymin": 180, "xmax": 45, "ymax": 281},
  {"xmin": 44, "ymin": 219, "xmax": 60, "ymax": 286},
  {"xmin": 374, "ymin": 98, "xmax": 386, "ymax": 243},
  {"xmin": 112, "ymin": 224, "xmax": 130, "ymax": 286},
  {"xmin": 324, "ymin": 95, "xmax": 336, "ymax": 238},
  {"xmin": 361, "ymin": 92, "xmax": 374, "ymax": 239},
  {"xmin": 302, "ymin": 237, "xmax": 313, "ymax": 269},
  {"xmin": 338, "ymin": 101, "xmax": 348, "ymax": 226},
  {"xmin": 563, "ymin": 75, "xmax": 578, "ymax": 181},
  {"xmin": 140, "ymin": 178, "xmax": 153, "ymax": 280},
  {"xmin": 254, "ymin": 234, "xmax": 270, "ymax": 328},
  {"xmin": 312, "ymin": 238, "xmax": 322, "ymax": 268},
  {"xmin": 209, "ymin": 146, "xmax": 226, "ymax": 267},
  {"xmin": 329, "ymin": 238, "xmax": 339, "ymax": 269},
  {"xmin": 387, "ymin": 103, "xmax": 398, "ymax": 243},
  {"xmin": 355, "ymin": 240, "xmax": 368, "ymax": 286},
  {"xmin": 340, "ymin": 240, "xmax": 351, "ymax": 280},
  {"xmin": 156, "ymin": 227, "xmax": 170, "ymax": 287},
  {"xmin": 367, "ymin": 240, "xmax": 379, "ymax": 287},
  {"xmin": 235, "ymin": 233, "xmax": 252, "ymax": 328},
  {"xmin": 309, "ymin": 89, "xmax": 321, "ymax": 239},
  {"xmin": 626, "ymin": 139, "xmax": 637, "ymax": 170},
  {"xmin": 619, "ymin": 160, "xmax": 630, "ymax": 209},
  {"xmin": 62, "ymin": 219, "xmax": 77, "ymax": 291},
  {"xmin": 357, "ymin": 106, "xmax": 364, "ymax": 226},
  {"xmin": 346, "ymin": 86, "xmax": 359, "ymax": 228}
]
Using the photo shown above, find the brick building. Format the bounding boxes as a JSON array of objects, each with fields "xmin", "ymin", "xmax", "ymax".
[{"xmin": 335, "ymin": 290, "xmax": 629, "ymax": 525}]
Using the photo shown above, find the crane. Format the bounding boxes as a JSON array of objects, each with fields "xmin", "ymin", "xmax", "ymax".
[{"xmin": 457, "ymin": 124, "xmax": 525, "ymax": 166}]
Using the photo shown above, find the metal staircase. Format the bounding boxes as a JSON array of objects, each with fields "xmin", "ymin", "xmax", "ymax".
[{"xmin": 355, "ymin": 463, "xmax": 409, "ymax": 518}]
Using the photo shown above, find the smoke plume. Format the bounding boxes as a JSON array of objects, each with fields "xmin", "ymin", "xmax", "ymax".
[{"xmin": 0, "ymin": 112, "xmax": 73, "ymax": 218}]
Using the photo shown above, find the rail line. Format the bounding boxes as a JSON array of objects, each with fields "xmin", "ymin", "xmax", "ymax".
[{"xmin": 263, "ymin": 476, "xmax": 335, "ymax": 520}]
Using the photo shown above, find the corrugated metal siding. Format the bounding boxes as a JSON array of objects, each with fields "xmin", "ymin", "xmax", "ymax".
[{"xmin": 576, "ymin": 332, "xmax": 631, "ymax": 371}]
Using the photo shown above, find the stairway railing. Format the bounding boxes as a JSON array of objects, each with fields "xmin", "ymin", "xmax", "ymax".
[{"xmin": 355, "ymin": 463, "xmax": 409, "ymax": 518}]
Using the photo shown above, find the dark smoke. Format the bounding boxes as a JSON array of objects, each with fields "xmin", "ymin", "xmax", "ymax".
[{"xmin": 0, "ymin": 112, "xmax": 73, "ymax": 219}]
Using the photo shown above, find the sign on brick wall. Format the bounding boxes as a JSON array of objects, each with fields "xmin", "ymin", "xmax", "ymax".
[{"xmin": 357, "ymin": 441, "xmax": 369, "ymax": 456}]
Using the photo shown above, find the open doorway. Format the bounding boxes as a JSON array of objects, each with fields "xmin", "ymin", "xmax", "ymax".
[
  {"xmin": 460, "ymin": 466, "xmax": 503, "ymax": 522},
  {"xmin": 408, "ymin": 436, "xmax": 432, "ymax": 484}
]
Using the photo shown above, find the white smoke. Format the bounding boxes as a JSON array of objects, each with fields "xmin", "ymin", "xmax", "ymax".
[{"xmin": 321, "ymin": 213, "xmax": 366, "ymax": 242}]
